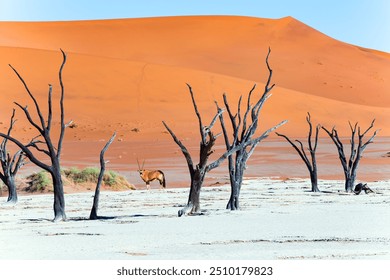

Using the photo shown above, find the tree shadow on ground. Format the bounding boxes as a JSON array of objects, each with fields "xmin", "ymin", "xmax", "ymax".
[
  {"xmin": 20, "ymin": 218, "xmax": 53, "ymax": 223},
  {"xmin": 68, "ymin": 213, "xmax": 159, "ymax": 222},
  {"xmin": 303, "ymin": 190, "xmax": 335, "ymax": 194}
]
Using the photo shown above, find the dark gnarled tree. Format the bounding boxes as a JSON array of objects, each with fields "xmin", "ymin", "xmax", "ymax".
[
  {"xmin": 216, "ymin": 48, "xmax": 287, "ymax": 210},
  {"xmin": 322, "ymin": 119, "xmax": 378, "ymax": 193},
  {"xmin": 0, "ymin": 109, "xmax": 27, "ymax": 204},
  {"xmin": 276, "ymin": 112, "xmax": 320, "ymax": 192},
  {"xmin": 0, "ymin": 50, "xmax": 70, "ymax": 221},
  {"xmin": 163, "ymin": 84, "xmax": 244, "ymax": 217}
]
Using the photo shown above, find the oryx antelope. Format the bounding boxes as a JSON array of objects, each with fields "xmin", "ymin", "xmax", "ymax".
[{"xmin": 137, "ymin": 159, "xmax": 166, "ymax": 189}]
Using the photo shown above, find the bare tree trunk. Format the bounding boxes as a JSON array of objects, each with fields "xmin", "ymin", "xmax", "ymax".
[
  {"xmin": 184, "ymin": 172, "xmax": 204, "ymax": 215},
  {"xmin": 310, "ymin": 170, "xmax": 319, "ymax": 193},
  {"xmin": 51, "ymin": 163, "xmax": 66, "ymax": 222},
  {"xmin": 310, "ymin": 149, "xmax": 320, "ymax": 192},
  {"xmin": 0, "ymin": 171, "xmax": 17, "ymax": 204},
  {"xmin": 226, "ymin": 155, "xmax": 236, "ymax": 209},
  {"xmin": 225, "ymin": 151, "xmax": 245, "ymax": 210},
  {"xmin": 90, "ymin": 132, "xmax": 116, "ymax": 220},
  {"xmin": 4, "ymin": 176, "xmax": 17, "ymax": 204},
  {"xmin": 344, "ymin": 163, "xmax": 359, "ymax": 192},
  {"xmin": 227, "ymin": 185, "xmax": 239, "ymax": 210},
  {"xmin": 345, "ymin": 177, "xmax": 354, "ymax": 193}
]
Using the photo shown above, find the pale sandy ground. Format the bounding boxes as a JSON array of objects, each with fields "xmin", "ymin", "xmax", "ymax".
[{"xmin": 1, "ymin": 178, "xmax": 389, "ymax": 260}]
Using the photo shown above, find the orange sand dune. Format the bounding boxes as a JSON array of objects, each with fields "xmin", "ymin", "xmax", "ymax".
[
  {"xmin": 0, "ymin": 45, "xmax": 387, "ymax": 138},
  {"xmin": 0, "ymin": 16, "xmax": 389, "ymax": 186},
  {"xmin": 0, "ymin": 16, "xmax": 389, "ymax": 108}
]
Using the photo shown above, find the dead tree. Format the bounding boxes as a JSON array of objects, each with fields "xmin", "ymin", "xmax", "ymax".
[
  {"xmin": 0, "ymin": 50, "xmax": 70, "ymax": 221},
  {"xmin": 216, "ymin": 48, "xmax": 287, "ymax": 210},
  {"xmin": 163, "ymin": 84, "xmax": 245, "ymax": 216},
  {"xmin": 322, "ymin": 120, "xmax": 378, "ymax": 193},
  {"xmin": 0, "ymin": 109, "xmax": 27, "ymax": 204},
  {"xmin": 90, "ymin": 132, "xmax": 116, "ymax": 220},
  {"xmin": 353, "ymin": 183, "xmax": 374, "ymax": 195},
  {"xmin": 276, "ymin": 112, "xmax": 320, "ymax": 192}
]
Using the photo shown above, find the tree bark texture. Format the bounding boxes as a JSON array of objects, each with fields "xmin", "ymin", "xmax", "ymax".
[
  {"xmin": 226, "ymin": 157, "xmax": 244, "ymax": 210},
  {"xmin": 51, "ymin": 164, "xmax": 66, "ymax": 222}
]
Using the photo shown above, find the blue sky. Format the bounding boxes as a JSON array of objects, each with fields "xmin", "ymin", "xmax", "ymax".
[{"xmin": 0, "ymin": 0, "xmax": 389, "ymax": 52}]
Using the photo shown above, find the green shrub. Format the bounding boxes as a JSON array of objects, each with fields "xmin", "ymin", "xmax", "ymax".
[
  {"xmin": 78, "ymin": 167, "xmax": 100, "ymax": 183},
  {"xmin": 25, "ymin": 167, "xmax": 135, "ymax": 192},
  {"xmin": 25, "ymin": 171, "xmax": 52, "ymax": 192},
  {"xmin": 64, "ymin": 167, "xmax": 99, "ymax": 184},
  {"xmin": 106, "ymin": 170, "xmax": 117, "ymax": 186}
]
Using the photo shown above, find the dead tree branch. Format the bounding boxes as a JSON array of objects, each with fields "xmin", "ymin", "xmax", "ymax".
[{"xmin": 276, "ymin": 112, "xmax": 320, "ymax": 192}]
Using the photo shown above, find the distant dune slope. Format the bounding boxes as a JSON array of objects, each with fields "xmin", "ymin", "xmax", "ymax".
[{"xmin": 0, "ymin": 16, "xmax": 388, "ymax": 138}]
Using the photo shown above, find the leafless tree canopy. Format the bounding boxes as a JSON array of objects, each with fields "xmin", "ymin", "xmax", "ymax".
[
  {"xmin": 0, "ymin": 50, "xmax": 70, "ymax": 221},
  {"xmin": 322, "ymin": 119, "xmax": 378, "ymax": 192},
  {"xmin": 163, "ymin": 84, "xmax": 249, "ymax": 216},
  {"xmin": 216, "ymin": 48, "xmax": 287, "ymax": 209}
]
